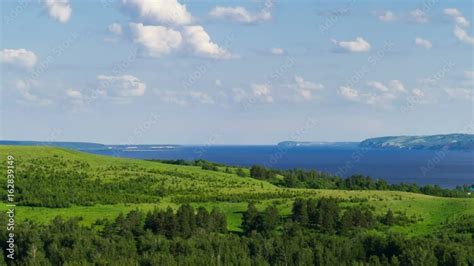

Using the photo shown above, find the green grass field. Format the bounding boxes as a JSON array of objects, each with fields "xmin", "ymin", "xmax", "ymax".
[{"xmin": 1, "ymin": 145, "xmax": 473, "ymax": 235}]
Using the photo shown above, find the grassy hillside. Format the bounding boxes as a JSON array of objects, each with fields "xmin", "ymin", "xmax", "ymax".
[{"xmin": 1, "ymin": 145, "xmax": 473, "ymax": 234}]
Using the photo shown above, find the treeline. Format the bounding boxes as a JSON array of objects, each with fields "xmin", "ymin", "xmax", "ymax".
[
  {"xmin": 149, "ymin": 159, "xmax": 224, "ymax": 172},
  {"xmin": 1, "ymin": 202, "xmax": 472, "ymax": 265},
  {"xmin": 241, "ymin": 198, "xmax": 413, "ymax": 237},
  {"xmin": 0, "ymin": 158, "xmax": 162, "ymax": 208},
  {"xmin": 248, "ymin": 165, "xmax": 471, "ymax": 198}
]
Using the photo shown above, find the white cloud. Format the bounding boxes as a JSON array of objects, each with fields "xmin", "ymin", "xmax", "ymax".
[
  {"xmin": 388, "ymin": 80, "xmax": 406, "ymax": 92},
  {"xmin": 43, "ymin": 0, "xmax": 72, "ymax": 23},
  {"xmin": 210, "ymin": 0, "xmax": 273, "ymax": 24},
  {"xmin": 453, "ymin": 25, "xmax": 474, "ymax": 45},
  {"xmin": 444, "ymin": 8, "xmax": 470, "ymax": 27},
  {"xmin": 122, "ymin": 0, "xmax": 192, "ymax": 25},
  {"xmin": 129, "ymin": 23, "xmax": 182, "ymax": 57},
  {"xmin": 455, "ymin": 16, "xmax": 470, "ymax": 28},
  {"xmin": 183, "ymin": 25, "xmax": 233, "ymax": 59},
  {"xmin": 108, "ymin": 23, "xmax": 123, "ymax": 35},
  {"xmin": 14, "ymin": 79, "xmax": 52, "ymax": 106},
  {"xmin": 342, "ymin": 80, "xmax": 406, "ymax": 105},
  {"xmin": 377, "ymin": 11, "xmax": 396, "ymax": 22},
  {"xmin": 154, "ymin": 89, "xmax": 214, "ymax": 106},
  {"xmin": 97, "ymin": 75, "xmax": 146, "ymax": 97},
  {"xmin": 332, "ymin": 37, "xmax": 371, "ymax": 53},
  {"xmin": 251, "ymin": 83, "xmax": 274, "ymax": 103},
  {"xmin": 293, "ymin": 76, "xmax": 323, "ymax": 101},
  {"xmin": 367, "ymin": 81, "xmax": 389, "ymax": 92},
  {"xmin": 368, "ymin": 80, "xmax": 406, "ymax": 93},
  {"xmin": 444, "ymin": 8, "xmax": 462, "ymax": 17},
  {"xmin": 339, "ymin": 86, "xmax": 359, "ymax": 101},
  {"xmin": 270, "ymin": 47, "xmax": 284, "ymax": 55},
  {"xmin": 444, "ymin": 8, "xmax": 473, "ymax": 45},
  {"xmin": 295, "ymin": 76, "xmax": 323, "ymax": 91},
  {"xmin": 189, "ymin": 91, "xmax": 214, "ymax": 104},
  {"xmin": 415, "ymin": 37, "xmax": 432, "ymax": 49},
  {"xmin": 66, "ymin": 89, "xmax": 82, "ymax": 99},
  {"xmin": 412, "ymin": 88, "xmax": 425, "ymax": 97},
  {"xmin": 409, "ymin": 9, "xmax": 428, "ymax": 24},
  {"xmin": 444, "ymin": 88, "xmax": 472, "ymax": 99},
  {"xmin": 0, "ymin": 48, "xmax": 37, "ymax": 68},
  {"xmin": 215, "ymin": 79, "xmax": 222, "ymax": 87}
]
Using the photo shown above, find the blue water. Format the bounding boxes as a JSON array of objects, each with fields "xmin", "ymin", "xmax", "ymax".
[{"xmin": 86, "ymin": 145, "xmax": 474, "ymax": 188}]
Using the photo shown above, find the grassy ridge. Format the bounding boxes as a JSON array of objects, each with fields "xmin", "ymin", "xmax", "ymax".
[{"xmin": 0, "ymin": 145, "xmax": 473, "ymax": 235}]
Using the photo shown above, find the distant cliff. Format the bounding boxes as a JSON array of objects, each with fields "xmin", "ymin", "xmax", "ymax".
[{"xmin": 359, "ymin": 134, "xmax": 474, "ymax": 150}]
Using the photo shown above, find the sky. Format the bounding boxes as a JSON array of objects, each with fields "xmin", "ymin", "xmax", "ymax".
[{"xmin": 0, "ymin": 0, "xmax": 473, "ymax": 145}]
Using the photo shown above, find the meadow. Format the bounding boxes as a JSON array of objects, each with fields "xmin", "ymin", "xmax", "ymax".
[{"xmin": 1, "ymin": 145, "xmax": 472, "ymax": 235}]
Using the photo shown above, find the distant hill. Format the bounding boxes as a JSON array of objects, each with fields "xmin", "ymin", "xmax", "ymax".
[
  {"xmin": 359, "ymin": 134, "xmax": 474, "ymax": 151},
  {"xmin": 0, "ymin": 140, "xmax": 106, "ymax": 150}
]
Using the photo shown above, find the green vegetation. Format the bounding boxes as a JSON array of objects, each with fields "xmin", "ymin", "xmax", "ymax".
[{"xmin": 0, "ymin": 146, "xmax": 473, "ymax": 264}]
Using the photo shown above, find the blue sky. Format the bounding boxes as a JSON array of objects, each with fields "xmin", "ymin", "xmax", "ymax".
[{"xmin": 1, "ymin": 0, "xmax": 473, "ymax": 144}]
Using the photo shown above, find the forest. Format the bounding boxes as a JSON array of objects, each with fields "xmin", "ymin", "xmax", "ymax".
[{"xmin": 1, "ymin": 199, "xmax": 473, "ymax": 265}]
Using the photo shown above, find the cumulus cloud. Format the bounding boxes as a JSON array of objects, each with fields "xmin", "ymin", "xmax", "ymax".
[
  {"xmin": 154, "ymin": 89, "xmax": 214, "ymax": 106},
  {"xmin": 0, "ymin": 48, "xmax": 37, "ymax": 68},
  {"xmin": 129, "ymin": 23, "xmax": 182, "ymax": 57},
  {"xmin": 453, "ymin": 25, "xmax": 474, "ymax": 45},
  {"xmin": 377, "ymin": 11, "xmax": 396, "ymax": 22},
  {"xmin": 444, "ymin": 8, "xmax": 462, "ymax": 17},
  {"xmin": 293, "ymin": 76, "xmax": 323, "ymax": 101},
  {"xmin": 368, "ymin": 80, "xmax": 406, "ymax": 93},
  {"xmin": 108, "ymin": 23, "xmax": 123, "ymax": 35},
  {"xmin": 388, "ymin": 80, "xmax": 406, "ymax": 92},
  {"xmin": 122, "ymin": 0, "xmax": 192, "ymax": 25},
  {"xmin": 189, "ymin": 91, "xmax": 214, "ymax": 104},
  {"xmin": 251, "ymin": 83, "xmax": 274, "ymax": 103},
  {"xmin": 409, "ymin": 9, "xmax": 428, "ymax": 24},
  {"xmin": 412, "ymin": 88, "xmax": 425, "ymax": 98},
  {"xmin": 43, "ymin": 0, "xmax": 72, "ymax": 23},
  {"xmin": 444, "ymin": 88, "xmax": 472, "ymax": 99},
  {"xmin": 183, "ymin": 25, "xmax": 233, "ymax": 59},
  {"xmin": 270, "ymin": 47, "xmax": 284, "ymax": 55},
  {"xmin": 14, "ymin": 79, "xmax": 52, "ymax": 106},
  {"xmin": 338, "ymin": 86, "xmax": 359, "ymax": 101},
  {"xmin": 66, "ymin": 89, "xmax": 82, "ymax": 99},
  {"xmin": 415, "ymin": 37, "xmax": 432, "ymax": 49},
  {"xmin": 444, "ymin": 8, "xmax": 473, "ymax": 45},
  {"xmin": 332, "ymin": 37, "xmax": 371, "ymax": 53},
  {"xmin": 210, "ymin": 0, "xmax": 273, "ymax": 24},
  {"xmin": 97, "ymin": 75, "xmax": 146, "ymax": 97},
  {"xmin": 444, "ymin": 8, "xmax": 470, "ymax": 27},
  {"xmin": 367, "ymin": 81, "xmax": 389, "ymax": 92},
  {"xmin": 295, "ymin": 76, "xmax": 323, "ymax": 91}
]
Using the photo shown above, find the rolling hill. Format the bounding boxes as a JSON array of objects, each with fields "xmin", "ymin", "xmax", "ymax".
[{"xmin": 0, "ymin": 145, "xmax": 473, "ymax": 235}]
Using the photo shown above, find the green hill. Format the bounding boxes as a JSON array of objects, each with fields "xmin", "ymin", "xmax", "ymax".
[{"xmin": 0, "ymin": 145, "xmax": 473, "ymax": 234}]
